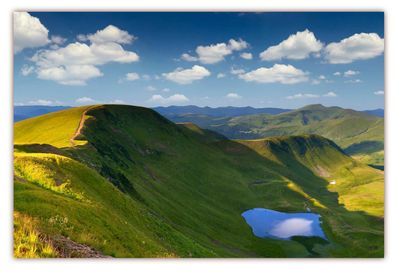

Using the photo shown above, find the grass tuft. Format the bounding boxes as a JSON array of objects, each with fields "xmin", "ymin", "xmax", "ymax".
[{"xmin": 14, "ymin": 212, "xmax": 58, "ymax": 258}]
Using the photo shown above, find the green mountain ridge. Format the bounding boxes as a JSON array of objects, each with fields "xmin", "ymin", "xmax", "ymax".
[
  {"xmin": 163, "ymin": 104, "xmax": 384, "ymax": 167},
  {"xmin": 14, "ymin": 105, "xmax": 384, "ymax": 258}
]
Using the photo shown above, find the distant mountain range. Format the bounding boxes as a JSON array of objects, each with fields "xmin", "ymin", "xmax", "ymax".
[
  {"xmin": 14, "ymin": 106, "xmax": 71, "ymax": 122},
  {"xmin": 159, "ymin": 104, "xmax": 384, "ymax": 167},
  {"xmin": 153, "ymin": 105, "xmax": 291, "ymax": 117},
  {"xmin": 362, "ymin": 109, "xmax": 384, "ymax": 117},
  {"xmin": 14, "ymin": 105, "xmax": 384, "ymax": 122}
]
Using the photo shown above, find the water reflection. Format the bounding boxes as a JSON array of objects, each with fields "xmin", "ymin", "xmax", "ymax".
[{"xmin": 242, "ymin": 208, "xmax": 326, "ymax": 240}]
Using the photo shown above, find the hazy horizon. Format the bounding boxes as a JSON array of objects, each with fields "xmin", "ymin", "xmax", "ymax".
[{"xmin": 13, "ymin": 103, "xmax": 385, "ymax": 111}]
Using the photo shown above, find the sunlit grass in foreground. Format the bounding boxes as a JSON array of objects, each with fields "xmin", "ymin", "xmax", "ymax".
[{"xmin": 14, "ymin": 212, "xmax": 58, "ymax": 258}]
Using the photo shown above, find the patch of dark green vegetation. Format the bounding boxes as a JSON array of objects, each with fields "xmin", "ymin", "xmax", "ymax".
[
  {"xmin": 291, "ymin": 236, "xmax": 329, "ymax": 257},
  {"xmin": 345, "ymin": 141, "xmax": 384, "ymax": 155},
  {"xmin": 14, "ymin": 144, "xmax": 66, "ymax": 156},
  {"xmin": 369, "ymin": 164, "xmax": 384, "ymax": 171},
  {"xmin": 100, "ymin": 163, "xmax": 144, "ymax": 202}
]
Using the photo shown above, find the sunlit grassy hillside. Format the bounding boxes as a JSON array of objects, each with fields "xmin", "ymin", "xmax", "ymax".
[
  {"xmin": 238, "ymin": 135, "xmax": 384, "ymax": 217},
  {"xmin": 14, "ymin": 212, "xmax": 58, "ymax": 258},
  {"xmin": 14, "ymin": 106, "xmax": 94, "ymax": 148}
]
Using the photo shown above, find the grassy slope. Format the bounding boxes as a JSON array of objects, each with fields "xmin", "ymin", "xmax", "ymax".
[
  {"xmin": 14, "ymin": 105, "xmax": 384, "ymax": 257},
  {"xmin": 177, "ymin": 122, "xmax": 228, "ymax": 143},
  {"xmin": 14, "ymin": 212, "xmax": 58, "ymax": 258},
  {"xmin": 237, "ymin": 135, "xmax": 384, "ymax": 217},
  {"xmin": 14, "ymin": 152, "xmax": 213, "ymax": 257},
  {"xmin": 14, "ymin": 106, "xmax": 93, "ymax": 148},
  {"xmin": 166, "ymin": 104, "xmax": 384, "ymax": 166},
  {"xmin": 226, "ymin": 105, "xmax": 383, "ymax": 143},
  {"xmin": 222, "ymin": 136, "xmax": 384, "ymax": 257}
]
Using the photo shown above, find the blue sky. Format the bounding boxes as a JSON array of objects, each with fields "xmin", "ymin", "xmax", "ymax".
[{"xmin": 14, "ymin": 12, "xmax": 384, "ymax": 110}]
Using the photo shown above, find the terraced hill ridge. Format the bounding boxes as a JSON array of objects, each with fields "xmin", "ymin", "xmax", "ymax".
[{"xmin": 14, "ymin": 104, "xmax": 384, "ymax": 258}]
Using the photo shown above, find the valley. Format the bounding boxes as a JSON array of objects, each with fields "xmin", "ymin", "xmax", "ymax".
[
  {"xmin": 160, "ymin": 104, "xmax": 384, "ymax": 168},
  {"xmin": 14, "ymin": 104, "xmax": 384, "ymax": 258}
]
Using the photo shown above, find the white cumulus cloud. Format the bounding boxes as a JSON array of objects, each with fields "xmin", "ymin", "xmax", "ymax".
[
  {"xmin": 14, "ymin": 12, "xmax": 50, "ymax": 53},
  {"xmin": 76, "ymin": 97, "xmax": 125, "ymax": 104},
  {"xmin": 217, "ymin": 73, "xmax": 226, "ymax": 79},
  {"xmin": 260, "ymin": 29, "xmax": 323, "ymax": 61},
  {"xmin": 125, "ymin": 72, "xmax": 140, "ymax": 81},
  {"xmin": 344, "ymin": 70, "xmax": 360, "ymax": 77},
  {"xmin": 240, "ymin": 52, "xmax": 253, "ymax": 60},
  {"xmin": 25, "ymin": 99, "xmax": 62, "ymax": 106},
  {"xmin": 374, "ymin": 90, "xmax": 384, "ymax": 95},
  {"xmin": 239, "ymin": 64, "xmax": 309, "ymax": 84},
  {"xmin": 323, "ymin": 91, "xmax": 337, "ymax": 97},
  {"xmin": 181, "ymin": 53, "xmax": 198, "ymax": 62},
  {"xmin": 324, "ymin": 33, "xmax": 384, "ymax": 64},
  {"xmin": 76, "ymin": 34, "xmax": 88, "ymax": 42},
  {"xmin": 181, "ymin": 38, "xmax": 249, "ymax": 64},
  {"xmin": 87, "ymin": 25, "xmax": 136, "ymax": 44},
  {"xmin": 286, "ymin": 93, "xmax": 319, "ymax": 99},
  {"xmin": 75, "ymin": 97, "xmax": 98, "ymax": 104},
  {"xmin": 148, "ymin": 94, "xmax": 189, "ymax": 104},
  {"xmin": 51, "ymin": 35, "xmax": 67, "ymax": 45},
  {"xmin": 37, "ymin": 65, "xmax": 103, "ymax": 86},
  {"xmin": 226, "ymin": 93, "xmax": 242, "ymax": 99},
  {"xmin": 312, "ymin": 75, "xmax": 332, "ymax": 85},
  {"xmin": 345, "ymin": 79, "xmax": 362, "ymax": 83},
  {"xmin": 162, "ymin": 65, "xmax": 210, "ymax": 84},
  {"xmin": 30, "ymin": 25, "xmax": 139, "ymax": 85},
  {"xmin": 21, "ymin": 65, "xmax": 35, "ymax": 76},
  {"xmin": 32, "ymin": 41, "xmax": 139, "ymax": 67},
  {"xmin": 146, "ymin": 85, "xmax": 157, "ymax": 91},
  {"xmin": 287, "ymin": 91, "xmax": 337, "ymax": 99},
  {"xmin": 228, "ymin": 38, "xmax": 249, "ymax": 51},
  {"xmin": 230, "ymin": 67, "xmax": 245, "ymax": 75},
  {"xmin": 196, "ymin": 43, "xmax": 232, "ymax": 64}
]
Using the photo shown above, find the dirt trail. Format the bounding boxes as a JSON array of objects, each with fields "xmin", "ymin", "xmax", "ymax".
[
  {"xmin": 69, "ymin": 107, "xmax": 93, "ymax": 147},
  {"xmin": 52, "ymin": 235, "xmax": 111, "ymax": 258}
]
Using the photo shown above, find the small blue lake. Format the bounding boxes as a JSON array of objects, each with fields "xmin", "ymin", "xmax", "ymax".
[{"xmin": 242, "ymin": 208, "xmax": 327, "ymax": 240}]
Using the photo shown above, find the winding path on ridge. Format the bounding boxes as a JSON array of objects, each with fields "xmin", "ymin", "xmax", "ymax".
[{"xmin": 69, "ymin": 106, "xmax": 94, "ymax": 147}]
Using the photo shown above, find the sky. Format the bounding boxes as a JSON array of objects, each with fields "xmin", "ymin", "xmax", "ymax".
[{"xmin": 13, "ymin": 12, "xmax": 384, "ymax": 110}]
